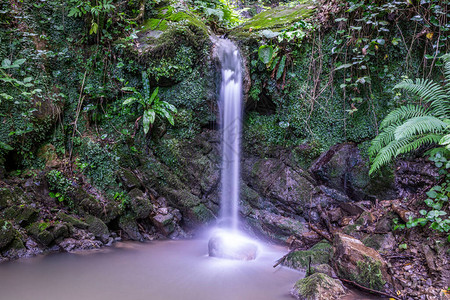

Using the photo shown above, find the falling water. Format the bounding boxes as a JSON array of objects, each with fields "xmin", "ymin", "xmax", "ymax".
[{"xmin": 218, "ymin": 39, "xmax": 243, "ymax": 231}]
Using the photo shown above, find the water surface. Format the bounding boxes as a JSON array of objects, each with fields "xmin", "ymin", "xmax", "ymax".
[{"xmin": 0, "ymin": 239, "xmax": 303, "ymax": 300}]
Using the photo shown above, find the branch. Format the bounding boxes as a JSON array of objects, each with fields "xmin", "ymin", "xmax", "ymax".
[{"xmin": 339, "ymin": 277, "xmax": 402, "ymax": 300}]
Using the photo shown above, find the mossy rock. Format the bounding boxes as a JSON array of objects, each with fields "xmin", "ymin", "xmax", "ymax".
[
  {"xmin": 230, "ymin": 1, "xmax": 314, "ymax": 39},
  {"xmin": 26, "ymin": 221, "xmax": 54, "ymax": 246},
  {"xmin": 135, "ymin": 2, "xmax": 210, "ymax": 61},
  {"xmin": 0, "ymin": 188, "xmax": 13, "ymax": 210},
  {"xmin": 117, "ymin": 169, "xmax": 141, "ymax": 191},
  {"xmin": 0, "ymin": 219, "xmax": 15, "ymax": 249},
  {"xmin": 57, "ymin": 212, "xmax": 88, "ymax": 229},
  {"xmin": 284, "ymin": 241, "xmax": 332, "ymax": 271},
  {"xmin": 129, "ymin": 188, "xmax": 152, "ymax": 219},
  {"xmin": 291, "ymin": 273, "xmax": 346, "ymax": 300},
  {"xmin": 310, "ymin": 264, "xmax": 336, "ymax": 278},
  {"xmin": 14, "ymin": 206, "xmax": 40, "ymax": 227},
  {"xmin": 37, "ymin": 230, "xmax": 54, "ymax": 246},
  {"xmin": 85, "ymin": 215, "xmax": 110, "ymax": 242},
  {"xmin": 118, "ymin": 214, "xmax": 143, "ymax": 241}
]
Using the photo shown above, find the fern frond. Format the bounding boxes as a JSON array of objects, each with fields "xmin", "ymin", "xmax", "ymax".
[
  {"xmin": 368, "ymin": 125, "xmax": 397, "ymax": 157},
  {"xmin": 379, "ymin": 105, "xmax": 428, "ymax": 129},
  {"xmin": 395, "ymin": 134, "xmax": 443, "ymax": 156},
  {"xmin": 442, "ymin": 53, "xmax": 450, "ymax": 92},
  {"xmin": 394, "ymin": 116, "xmax": 448, "ymax": 140},
  {"xmin": 369, "ymin": 138, "xmax": 412, "ymax": 175},
  {"xmin": 394, "ymin": 78, "xmax": 447, "ymax": 106}
]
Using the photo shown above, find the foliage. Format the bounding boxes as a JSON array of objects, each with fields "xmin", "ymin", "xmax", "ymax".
[
  {"xmin": 188, "ymin": 0, "xmax": 239, "ymax": 29},
  {"xmin": 369, "ymin": 54, "xmax": 450, "ymax": 174},
  {"xmin": 122, "ymin": 71, "xmax": 177, "ymax": 135},
  {"xmin": 46, "ymin": 170, "xmax": 74, "ymax": 205},
  {"xmin": 406, "ymin": 150, "xmax": 450, "ymax": 242}
]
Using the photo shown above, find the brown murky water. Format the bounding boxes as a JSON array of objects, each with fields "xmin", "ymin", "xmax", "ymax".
[{"xmin": 0, "ymin": 239, "xmax": 381, "ymax": 300}]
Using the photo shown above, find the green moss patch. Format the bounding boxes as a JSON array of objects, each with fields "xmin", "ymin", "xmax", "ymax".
[{"xmin": 284, "ymin": 241, "xmax": 332, "ymax": 270}]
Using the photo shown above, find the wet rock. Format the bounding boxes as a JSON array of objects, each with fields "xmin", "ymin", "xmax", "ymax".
[
  {"xmin": 151, "ymin": 213, "xmax": 175, "ymax": 236},
  {"xmin": 118, "ymin": 215, "xmax": 143, "ymax": 241},
  {"xmin": 52, "ymin": 224, "xmax": 70, "ymax": 241},
  {"xmin": 0, "ymin": 219, "xmax": 15, "ymax": 249},
  {"xmin": 244, "ymin": 158, "xmax": 315, "ymax": 215},
  {"xmin": 0, "ymin": 188, "xmax": 12, "ymax": 209},
  {"xmin": 57, "ymin": 212, "xmax": 88, "ymax": 229},
  {"xmin": 129, "ymin": 188, "xmax": 152, "ymax": 219},
  {"xmin": 37, "ymin": 230, "xmax": 54, "ymax": 246},
  {"xmin": 58, "ymin": 237, "xmax": 102, "ymax": 252},
  {"xmin": 362, "ymin": 233, "xmax": 395, "ymax": 252},
  {"xmin": 291, "ymin": 273, "xmax": 346, "ymax": 300},
  {"xmin": 309, "ymin": 143, "xmax": 396, "ymax": 201},
  {"xmin": 118, "ymin": 169, "xmax": 141, "ymax": 191},
  {"xmin": 85, "ymin": 215, "xmax": 110, "ymax": 243},
  {"xmin": 283, "ymin": 241, "xmax": 332, "ymax": 271},
  {"xmin": 247, "ymin": 210, "xmax": 310, "ymax": 243},
  {"xmin": 14, "ymin": 206, "xmax": 40, "ymax": 227},
  {"xmin": 208, "ymin": 233, "xmax": 258, "ymax": 261},
  {"xmin": 333, "ymin": 232, "xmax": 391, "ymax": 291},
  {"xmin": 310, "ymin": 264, "xmax": 336, "ymax": 278}
]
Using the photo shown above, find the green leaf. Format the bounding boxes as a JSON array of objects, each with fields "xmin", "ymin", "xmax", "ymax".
[
  {"xmin": 13, "ymin": 58, "xmax": 26, "ymax": 66},
  {"xmin": 123, "ymin": 97, "xmax": 137, "ymax": 106},
  {"xmin": 0, "ymin": 141, "xmax": 13, "ymax": 151},
  {"xmin": 145, "ymin": 109, "xmax": 156, "ymax": 125},
  {"xmin": 426, "ymin": 190, "xmax": 438, "ymax": 199},
  {"xmin": 335, "ymin": 63, "xmax": 353, "ymax": 71},
  {"xmin": 276, "ymin": 55, "xmax": 286, "ymax": 80},
  {"xmin": 148, "ymin": 87, "xmax": 159, "ymax": 105},
  {"xmin": 121, "ymin": 86, "xmax": 137, "ymax": 92},
  {"xmin": 258, "ymin": 45, "xmax": 273, "ymax": 64},
  {"xmin": 1, "ymin": 59, "xmax": 11, "ymax": 68}
]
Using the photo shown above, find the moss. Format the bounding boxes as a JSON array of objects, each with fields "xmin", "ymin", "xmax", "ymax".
[
  {"xmin": 0, "ymin": 219, "xmax": 15, "ymax": 249},
  {"xmin": 350, "ymin": 258, "xmax": 386, "ymax": 291},
  {"xmin": 190, "ymin": 203, "xmax": 215, "ymax": 224},
  {"xmin": 129, "ymin": 188, "xmax": 152, "ymax": 219},
  {"xmin": 0, "ymin": 188, "xmax": 13, "ymax": 209},
  {"xmin": 85, "ymin": 215, "xmax": 109, "ymax": 240},
  {"xmin": 233, "ymin": 2, "xmax": 313, "ymax": 34},
  {"xmin": 284, "ymin": 241, "xmax": 332, "ymax": 270},
  {"xmin": 292, "ymin": 272, "xmax": 345, "ymax": 300},
  {"xmin": 57, "ymin": 212, "xmax": 88, "ymax": 229}
]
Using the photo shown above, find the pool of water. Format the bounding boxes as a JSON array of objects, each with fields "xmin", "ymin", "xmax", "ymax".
[
  {"xmin": 0, "ymin": 239, "xmax": 306, "ymax": 300},
  {"xmin": 0, "ymin": 238, "xmax": 383, "ymax": 300}
]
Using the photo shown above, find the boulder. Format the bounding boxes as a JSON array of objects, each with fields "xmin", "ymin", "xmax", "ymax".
[
  {"xmin": 0, "ymin": 219, "xmax": 15, "ymax": 249},
  {"xmin": 57, "ymin": 212, "xmax": 88, "ymax": 229},
  {"xmin": 129, "ymin": 188, "xmax": 152, "ymax": 219},
  {"xmin": 208, "ymin": 231, "xmax": 258, "ymax": 261},
  {"xmin": 151, "ymin": 213, "xmax": 176, "ymax": 236},
  {"xmin": 283, "ymin": 241, "xmax": 332, "ymax": 271},
  {"xmin": 118, "ymin": 215, "xmax": 143, "ymax": 241},
  {"xmin": 118, "ymin": 169, "xmax": 141, "ymax": 191},
  {"xmin": 85, "ymin": 215, "xmax": 110, "ymax": 243},
  {"xmin": 310, "ymin": 143, "xmax": 396, "ymax": 201},
  {"xmin": 291, "ymin": 273, "xmax": 346, "ymax": 300},
  {"xmin": 333, "ymin": 232, "xmax": 392, "ymax": 291}
]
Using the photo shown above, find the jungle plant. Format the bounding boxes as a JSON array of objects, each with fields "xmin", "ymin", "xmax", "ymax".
[
  {"xmin": 369, "ymin": 53, "xmax": 450, "ymax": 174},
  {"xmin": 68, "ymin": 0, "xmax": 115, "ymax": 35},
  {"xmin": 121, "ymin": 71, "xmax": 177, "ymax": 135}
]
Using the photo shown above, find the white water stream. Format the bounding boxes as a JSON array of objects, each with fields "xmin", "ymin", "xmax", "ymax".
[{"xmin": 218, "ymin": 39, "xmax": 243, "ymax": 231}]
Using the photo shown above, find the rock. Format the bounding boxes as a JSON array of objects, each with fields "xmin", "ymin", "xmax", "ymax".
[
  {"xmin": 310, "ymin": 143, "xmax": 396, "ymax": 201},
  {"xmin": 118, "ymin": 169, "xmax": 141, "ymax": 191},
  {"xmin": 151, "ymin": 213, "xmax": 175, "ymax": 236},
  {"xmin": 85, "ymin": 215, "xmax": 110, "ymax": 243},
  {"xmin": 129, "ymin": 188, "xmax": 152, "ymax": 219},
  {"xmin": 0, "ymin": 219, "xmax": 15, "ymax": 249},
  {"xmin": 0, "ymin": 188, "xmax": 12, "ymax": 209},
  {"xmin": 283, "ymin": 241, "xmax": 332, "ymax": 271},
  {"xmin": 327, "ymin": 207, "xmax": 343, "ymax": 223},
  {"xmin": 291, "ymin": 273, "xmax": 346, "ymax": 300},
  {"xmin": 245, "ymin": 158, "xmax": 315, "ymax": 216},
  {"xmin": 310, "ymin": 264, "xmax": 336, "ymax": 278},
  {"xmin": 14, "ymin": 206, "xmax": 40, "ymax": 227},
  {"xmin": 118, "ymin": 215, "xmax": 143, "ymax": 241},
  {"xmin": 57, "ymin": 212, "xmax": 88, "ymax": 229},
  {"xmin": 52, "ymin": 224, "xmax": 70, "ymax": 241},
  {"xmin": 37, "ymin": 230, "xmax": 54, "ymax": 246},
  {"xmin": 208, "ymin": 231, "xmax": 258, "ymax": 261},
  {"xmin": 362, "ymin": 233, "xmax": 395, "ymax": 252},
  {"xmin": 333, "ymin": 232, "xmax": 392, "ymax": 291}
]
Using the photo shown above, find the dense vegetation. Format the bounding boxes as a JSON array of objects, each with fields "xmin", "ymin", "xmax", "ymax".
[{"xmin": 0, "ymin": 0, "xmax": 449, "ymax": 297}]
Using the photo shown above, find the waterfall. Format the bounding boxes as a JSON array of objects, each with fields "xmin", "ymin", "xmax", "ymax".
[{"xmin": 217, "ymin": 39, "xmax": 243, "ymax": 231}]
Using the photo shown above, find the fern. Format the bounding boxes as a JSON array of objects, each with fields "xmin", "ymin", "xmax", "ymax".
[
  {"xmin": 370, "ymin": 138, "xmax": 413, "ymax": 175},
  {"xmin": 394, "ymin": 116, "xmax": 448, "ymax": 140},
  {"xmin": 370, "ymin": 53, "xmax": 450, "ymax": 175},
  {"xmin": 379, "ymin": 105, "xmax": 428, "ymax": 129},
  {"xmin": 395, "ymin": 134, "xmax": 443, "ymax": 156},
  {"xmin": 368, "ymin": 125, "xmax": 397, "ymax": 157}
]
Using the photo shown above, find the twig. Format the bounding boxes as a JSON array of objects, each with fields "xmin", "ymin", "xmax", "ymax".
[
  {"xmin": 339, "ymin": 277, "xmax": 401, "ymax": 300},
  {"xmin": 309, "ymin": 223, "xmax": 333, "ymax": 243},
  {"xmin": 69, "ymin": 70, "xmax": 88, "ymax": 164}
]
